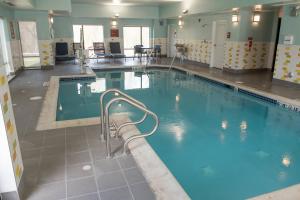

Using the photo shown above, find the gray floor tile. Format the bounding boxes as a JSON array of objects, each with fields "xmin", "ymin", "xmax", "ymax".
[
  {"xmin": 44, "ymin": 133, "xmax": 66, "ymax": 147},
  {"xmin": 40, "ymin": 154, "xmax": 65, "ymax": 168},
  {"xmin": 123, "ymin": 168, "xmax": 145, "ymax": 185},
  {"xmin": 23, "ymin": 181, "xmax": 66, "ymax": 200},
  {"xmin": 66, "ymin": 127, "xmax": 85, "ymax": 135},
  {"xmin": 94, "ymin": 159, "xmax": 120, "ymax": 175},
  {"xmin": 117, "ymin": 155, "xmax": 137, "ymax": 169},
  {"xmin": 22, "ymin": 149, "xmax": 41, "ymax": 160},
  {"xmin": 130, "ymin": 182, "xmax": 155, "ymax": 200},
  {"xmin": 100, "ymin": 186, "xmax": 133, "ymax": 200},
  {"xmin": 97, "ymin": 171, "xmax": 127, "ymax": 191},
  {"xmin": 68, "ymin": 193, "xmax": 99, "ymax": 200},
  {"xmin": 42, "ymin": 145, "xmax": 65, "ymax": 156},
  {"xmin": 67, "ymin": 163, "xmax": 94, "ymax": 180},
  {"xmin": 67, "ymin": 151, "xmax": 91, "ymax": 166},
  {"xmin": 66, "ymin": 141, "xmax": 89, "ymax": 154},
  {"xmin": 67, "ymin": 177, "xmax": 97, "ymax": 198},
  {"xmin": 91, "ymin": 147, "xmax": 107, "ymax": 161},
  {"xmin": 38, "ymin": 165, "xmax": 65, "ymax": 184}
]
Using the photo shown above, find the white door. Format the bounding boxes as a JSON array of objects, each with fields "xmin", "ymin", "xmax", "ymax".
[
  {"xmin": 210, "ymin": 20, "xmax": 227, "ymax": 69},
  {"xmin": 168, "ymin": 25, "xmax": 177, "ymax": 58},
  {"xmin": 0, "ymin": 18, "xmax": 12, "ymax": 75}
]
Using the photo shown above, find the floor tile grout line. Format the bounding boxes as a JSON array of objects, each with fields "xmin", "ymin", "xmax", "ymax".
[
  {"xmin": 116, "ymin": 158, "xmax": 136, "ymax": 200},
  {"xmin": 85, "ymin": 126, "xmax": 102, "ymax": 200}
]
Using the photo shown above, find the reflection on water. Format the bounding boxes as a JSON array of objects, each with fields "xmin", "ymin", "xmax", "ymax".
[
  {"xmin": 124, "ymin": 72, "xmax": 149, "ymax": 90},
  {"xmin": 57, "ymin": 69, "xmax": 300, "ymax": 200}
]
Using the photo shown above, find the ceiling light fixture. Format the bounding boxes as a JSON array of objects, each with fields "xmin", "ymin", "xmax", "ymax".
[
  {"xmin": 182, "ymin": 9, "xmax": 188, "ymax": 14},
  {"xmin": 232, "ymin": 14, "xmax": 239, "ymax": 23},
  {"xmin": 252, "ymin": 13, "xmax": 261, "ymax": 23},
  {"xmin": 178, "ymin": 16, "xmax": 184, "ymax": 29},
  {"xmin": 112, "ymin": 0, "xmax": 121, "ymax": 4},
  {"xmin": 254, "ymin": 4, "xmax": 263, "ymax": 11}
]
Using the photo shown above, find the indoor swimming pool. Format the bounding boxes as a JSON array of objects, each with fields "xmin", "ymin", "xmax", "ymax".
[{"xmin": 57, "ymin": 69, "xmax": 300, "ymax": 199}]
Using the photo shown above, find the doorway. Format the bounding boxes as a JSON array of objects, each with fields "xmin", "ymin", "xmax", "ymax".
[
  {"xmin": 19, "ymin": 21, "xmax": 41, "ymax": 68},
  {"xmin": 0, "ymin": 18, "xmax": 12, "ymax": 75},
  {"xmin": 123, "ymin": 26, "xmax": 150, "ymax": 57},
  {"xmin": 168, "ymin": 25, "xmax": 177, "ymax": 58},
  {"xmin": 210, "ymin": 20, "xmax": 227, "ymax": 69}
]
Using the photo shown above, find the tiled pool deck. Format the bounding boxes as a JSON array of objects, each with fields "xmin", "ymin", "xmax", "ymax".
[{"xmin": 9, "ymin": 58, "xmax": 300, "ymax": 200}]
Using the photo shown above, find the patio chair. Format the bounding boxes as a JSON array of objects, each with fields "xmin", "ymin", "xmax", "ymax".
[
  {"xmin": 109, "ymin": 42, "xmax": 126, "ymax": 62},
  {"xmin": 133, "ymin": 45, "xmax": 146, "ymax": 61},
  {"xmin": 93, "ymin": 42, "xmax": 110, "ymax": 63},
  {"xmin": 55, "ymin": 42, "xmax": 75, "ymax": 63},
  {"xmin": 154, "ymin": 45, "xmax": 162, "ymax": 58}
]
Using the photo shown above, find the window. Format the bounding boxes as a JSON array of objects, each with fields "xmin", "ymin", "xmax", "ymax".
[
  {"xmin": 73, "ymin": 25, "xmax": 104, "ymax": 57},
  {"xmin": 123, "ymin": 26, "xmax": 150, "ymax": 57}
]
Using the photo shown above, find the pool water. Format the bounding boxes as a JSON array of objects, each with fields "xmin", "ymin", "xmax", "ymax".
[{"xmin": 57, "ymin": 69, "xmax": 300, "ymax": 200}]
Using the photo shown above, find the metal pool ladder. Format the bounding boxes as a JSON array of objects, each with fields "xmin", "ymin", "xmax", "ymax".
[{"xmin": 100, "ymin": 89, "xmax": 159, "ymax": 158}]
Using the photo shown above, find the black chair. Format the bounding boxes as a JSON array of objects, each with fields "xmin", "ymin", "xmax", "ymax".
[
  {"xmin": 154, "ymin": 45, "xmax": 162, "ymax": 58},
  {"xmin": 55, "ymin": 42, "xmax": 75, "ymax": 63},
  {"xmin": 93, "ymin": 42, "xmax": 110, "ymax": 63},
  {"xmin": 133, "ymin": 45, "xmax": 146, "ymax": 61},
  {"xmin": 109, "ymin": 42, "xmax": 126, "ymax": 62}
]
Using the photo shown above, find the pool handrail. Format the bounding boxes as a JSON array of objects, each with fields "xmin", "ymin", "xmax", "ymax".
[
  {"xmin": 104, "ymin": 97, "xmax": 159, "ymax": 158},
  {"xmin": 100, "ymin": 89, "xmax": 146, "ymax": 140}
]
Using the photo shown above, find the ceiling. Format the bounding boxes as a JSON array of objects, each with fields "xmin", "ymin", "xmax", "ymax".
[{"xmin": 71, "ymin": 0, "xmax": 182, "ymax": 6}]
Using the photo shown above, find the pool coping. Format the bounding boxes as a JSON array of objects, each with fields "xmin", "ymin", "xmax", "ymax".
[
  {"xmin": 36, "ymin": 64, "xmax": 300, "ymax": 199},
  {"xmin": 111, "ymin": 114, "xmax": 190, "ymax": 200}
]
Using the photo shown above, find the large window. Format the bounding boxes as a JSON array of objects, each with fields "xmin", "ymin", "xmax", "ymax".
[
  {"xmin": 73, "ymin": 25, "xmax": 104, "ymax": 57},
  {"xmin": 123, "ymin": 26, "xmax": 150, "ymax": 57}
]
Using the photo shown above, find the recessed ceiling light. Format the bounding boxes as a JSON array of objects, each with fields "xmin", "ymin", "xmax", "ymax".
[{"xmin": 113, "ymin": 0, "xmax": 121, "ymax": 4}]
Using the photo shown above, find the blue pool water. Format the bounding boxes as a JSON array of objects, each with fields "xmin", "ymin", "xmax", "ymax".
[{"xmin": 57, "ymin": 69, "xmax": 300, "ymax": 199}]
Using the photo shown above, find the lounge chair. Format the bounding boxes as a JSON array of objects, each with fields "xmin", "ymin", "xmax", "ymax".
[
  {"xmin": 93, "ymin": 42, "xmax": 110, "ymax": 63},
  {"xmin": 109, "ymin": 42, "xmax": 126, "ymax": 62},
  {"xmin": 133, "ymin": 45, "xmax": 146, "ymax": 61},
  {"xmin": 55, "ymin": 42, "xmax": 75, "ymax": 63}
]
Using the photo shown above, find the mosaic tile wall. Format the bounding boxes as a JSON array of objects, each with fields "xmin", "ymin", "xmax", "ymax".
[
  {"xmin": 39, "ymin": 40, "xmax": 54, "ymax": 66},
  {"xmin": 273, "ymin": 44, "xmax": 300, "ymax": 84},
  {"xmin": 224, "ymin": 41, "xmax": 271, "ymax": 70},
  {"xmin": 174, "ymin": 39, "xmax": 212, "ymax": 64},
  {"xmin": 0, "ymin": 66, "xmax": 23, "ymax": 186}
]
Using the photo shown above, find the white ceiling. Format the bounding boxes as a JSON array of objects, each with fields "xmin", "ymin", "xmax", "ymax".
[{"xmin": 71, "ymin": 0, "xmax": 182, "ymax": 6}]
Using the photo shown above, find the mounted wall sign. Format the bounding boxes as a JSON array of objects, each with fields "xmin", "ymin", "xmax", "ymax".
[{"xmin": 111, "ymin": 29, "xmax": 119, "ymax": 38}]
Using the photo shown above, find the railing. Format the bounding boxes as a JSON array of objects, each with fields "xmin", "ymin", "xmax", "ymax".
[
  {"xmin": 100, "ymin": 89, "xmax": 159, "ymax": 158},
  {"xmin": 100, "ymin": 89, "xmax": 146, "ymax": 140}
]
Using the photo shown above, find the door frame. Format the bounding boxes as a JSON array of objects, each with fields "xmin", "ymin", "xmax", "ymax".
[{"xmin": 210, "ymin": 20, "xmax": 227, "ymax": 69}]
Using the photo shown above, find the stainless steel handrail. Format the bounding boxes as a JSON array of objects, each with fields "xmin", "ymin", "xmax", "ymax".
[
  {"xmin": 104, "ymin": 97, "xmax": 159, "ymax": 158},
  {"xmin": 100, "ymin": 89, "xmax": 146, "ymax": 140},
  {"xmin": 168, "ymin": 54, "xmax": 176, "ymax": 71}
]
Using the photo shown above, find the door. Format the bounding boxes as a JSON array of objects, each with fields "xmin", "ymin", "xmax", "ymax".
[
  {"xmin": 19, "ymin": 21, "xmax": 41, "ymax": 68},
  {"xmin": 0, "ymin": 18, "xmax": 12, "ymax": 75},
  {"xmin": 168, "ymin": 25, "xmax": 177, "ymax": 58},
  {"xmin": 211, "ymin": 20, "xmax": 227, "ymax": 69}
]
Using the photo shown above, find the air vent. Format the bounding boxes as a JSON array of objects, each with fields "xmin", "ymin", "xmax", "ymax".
[{"xmin": 2, "ymin": 1, "xmax": 15, "ymax": 6}]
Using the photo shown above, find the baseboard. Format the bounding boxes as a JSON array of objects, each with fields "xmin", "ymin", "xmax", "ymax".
[
  {"xmin": 272, "ymin": 78, "xmax": 300, "ymax": 89},
  {"xmin": 223, "ymin": 67, "xmax": 271, "ymax": 74},
  {"xmin": 41, "ymin": 65, "xmax": 54, "ymax": 70}
]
